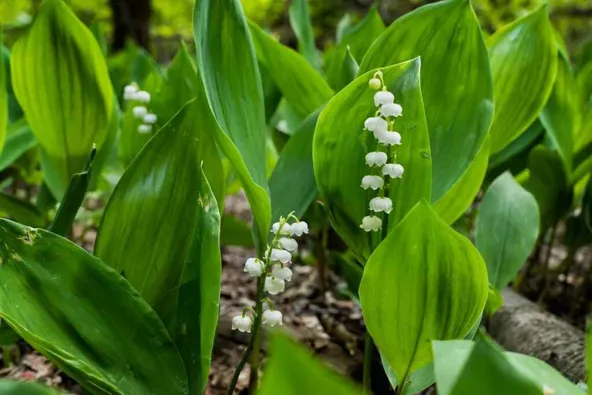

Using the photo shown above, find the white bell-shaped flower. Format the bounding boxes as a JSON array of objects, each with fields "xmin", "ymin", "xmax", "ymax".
[
  {"xmin": 265, "ymin": 276, "xmax": 285, "ymax": 295},
  {"xmin": 365, "ymin": 152, "xmax": 388, "ymax": 167},
  {"xmin": 364, "ymin": 117, "xmax": 388, "ymax": 133},
  {"xmin": 138, "ymin": 124, "xmax": 152, "ymax": 134},
  {"xmin": 278, "ymin": 237, "xmax": 298, "ymax": 252},
  {"xmin": 272, "ymin": 265, "xmax": 292, "ymax": 281},
  {"xmin": 361, "ymin": 175, "xmax": 384, "ymax": 190},
  {"xmin": 375, "ymin": 130, "xmax": 401, "ymax": 146},
  {"xmin": 135, "ymin": 90, "xmax": 151, "ymax": 103},
  {"xmin": 271, "ymin": 222, "xmax": 291, "ymax": 235},
  {"xmin": 370, "ymin": 197, "xmax": 393, "ymax": 214},
  {"xmin": 123, "ymin": 84, "xmax": 138, "ymax": 100},
  {"xmin": 380, "ymin": 103, "xmax": 403, "ymax": 117},
  {"xmin": 262, "ymin": 309, "xmax": 283, "ymax": 327},
  {"xmin": 368, "ymin": 78, "xmax": 381, "ymax": 90},
  {"xmin": 290, "ymin": 221, "xmax": 309, "ymax": 236},
  {"xmin": 271, "ymin": 248, "xmax": 291, "ymax": 264},
  {"xmin": 383, "ymin": 163, "xmax": 404, "ymax": 178},
  {"xmin": 143, "ymin": 113, "xmax": 157, "ymax": 124},
  {"xmin": 244, "ymin": 258, "xmax": 264, "ymax": 277},
  {"xmin": 374, "ymin": 91, "xmax": 394, "ymax": 107},
  {"xmin": 360, "ymin": 216, "xmax": 382, "ymax": 232},
  {"xmin": 231, "ymin": 314, "xmax": 253, "ymax": 333},
  {"xmin": 132, "ymin": 106, "xmax": 147, "ymax": 118}
]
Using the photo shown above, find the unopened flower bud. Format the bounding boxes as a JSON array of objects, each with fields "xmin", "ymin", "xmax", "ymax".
[{"xmin": 368, "ymin": 78, "xmax": 381, "ymax": 90}]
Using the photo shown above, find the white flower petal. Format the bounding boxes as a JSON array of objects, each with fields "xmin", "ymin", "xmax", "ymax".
[
  {"xmin": 278, "ymin": 237, "xmax": 298, "ymax": 252},
  {"xmin": 262, "ymin": 310, "xmax": 283, "ymax": 327},
  {"xmin": 271, "ymin": 222, "xmax": 291, "ymax": 235},
  {"xmin": 375, "ymin": 130, "xmax": 401, "ymax": 146},
  {"xmin": 364, "ymin": 117, "xmax": 388, "ymax": 133},
  {"xmin": 231, "ymin": 315, "xmax": 253, "ymax": 333},
  {"xmin": 132, "ymin": 106, "xmax": 147, "ymax": 118},
  {"xmin": 272, "ymin": 266, "xmax": 293, "ymax": 281},
  {"xmin": 138, "ymin": 124, "xmax": 152, "ymax": 134},
  {"xmin": 365, "ymin": 152, "xmax": 388, "ymax": 167},
  {"xmin": 380, "ymin": 103, "xmax": 403, "ymax": 117},
  {"xmin": 244, "ymin": 258, "xmax": 264, "ymax": 277},
  {"xmin": 290, "ymin": 221, "xmax": 309, "ymax": 237},
  {"xmin": 135, "ymin": 90, "xmax": 151, "ymax": 103},
  {"xmin": 143, "ymin": 113, "xmax": 157, "ymax": 124},
  {"xmin": 264, "ymin": 276, "xmax": 286, "ymax": 295},
  {"xmin": 369, "ymin": 197, "xmax": 393, "ymax": 214},
  {"xmin": 383, "ymin": 163, "xmax": 404, "ymax": 178},
  {"xmin": 360, "ymin": 216, "xmax": 382, "ymax": 232},
  {"xmin": 361, "ymin": 175, "xmax": 384, "ymax": 190},
  {"xmin": 374, "ymin": 91, "xmax": 395, "ymax": 107},
  {"xmin": 271, "ymin": 248, "xmax": 292, "ymax": 264}
]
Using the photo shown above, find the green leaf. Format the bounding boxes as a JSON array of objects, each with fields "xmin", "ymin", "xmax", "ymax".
[
  {"xmin": 172, "ymin": 173, "xmax": 221, "ymax": 395},
  {"xmin": 0, "ymin": 193, "xmax": 44, "ymax": 228},
  {"xmin": 259, "ymin": 334, "xmax": 361, "ymax": 395},
  {"xmin": 475, "ymin": 172, "xmax": 539, "ymax": 289},
  {"xmin": 433, "ymin": 137, "xmax": 489, "ymax": 225},
  {"xmin": 0, "ymin": 220, "xmax": 188, "ymax": 395},
  {"xmin": 325, "ymin": 45, "xmax": 360, "ymax": 91},
  {"xmin": 0, "ymin": 29, "xmax": 6, "ymax": 153},
  {"xmin": 314, "ymin": 59, "xmax": 431, "ymax": 262},
  {"xmin": 524, "ymin": 146, "xmax": 571, "ymax": 230},
  {"xmin": 539, "ymin": 51, "xmax": 579, "ymax": 174},
  {"xmin": 48, "ymin": 147, "xmax": 96, "ymax": 237},
  {"xmin": 288, "ymin": 0, "xmax": 320, "ymax": 70},
  {"xmin": 0, "ymin": 380, "xmax": 61, "ymax": 395},
  {"xmin": 335, "ymin": 6, "xmax": 385, "ymax": 63},
  {"xmin": 484, "ymin": 285, "xmax": 504, "ymax": 317},
  {"xmin": 433, "ymin": 340, "xmax": 579, "ymax": 395},
  {"xmin": 359, "ymin": 201, "xmax": 488, "ymax": 386},
  {"xmin": 359, "ymin": 0, "xmax": 493, "ymax": 201},
  {"xmin": 10, "ymin": 0, "xmax": 113, "ymax": 199},
  {"xmin": 488, "ymin": 120, "xmax": 544, "ymax": 177},
  {"xmin": 0, "ymin": 119, "xmax": 37, "ymax": 172},
  {"xmin": 270, "ymin": 110, "xmax": 319, "ymax": 223},
  {"xmin": 249, "ymin": 21, "xmax": 333, "ymax": 118},
  {"xmin": 380, "ymin": 352, "xmax": 435, "ymax": 395},
  {"xmin": 488, "ymin": 7, "xmax": 557, "ymax": 154},
  {"xmin": 193, "ymin": 0, "xmax": 270, "ymax": 249},
  {"xmin": 221, "ymin": 214, "xmax": 254, "ymax": 248},
  {"xmin": 95, "ymin": 101, "xmax": 202, "ymax": 310},
  {"xmin": 2, "ymin": 45, "xmax": 24, "ymax": 122}
]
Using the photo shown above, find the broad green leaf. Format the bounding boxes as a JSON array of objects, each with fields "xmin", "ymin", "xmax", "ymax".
[
  {"xmin": 359, "ymin": 0, "xmax": 493, "ymax": 201},
  {"xmin": 0, "ymin": 29, "xmax": 6, "ymax": 153},
  {"xmin": 259, "ymin": 334, "xmax": 361, "ymax": 395},
  {"xmin": 524, "ymin": 146, "xmax": 571, "ymax": 230},
  {"xmin": 221, "ymin": 214, "xmax": 254, "ymax": 248},
  {"xmin": 539, "ymin": 51, "xmax": 579, "ymax": 173},
  {"xmin": 288, "ymin": 0, "xmax": 320, "ymax": 70},
  {"xmin": 0, "ymin": 220, "xmax": 188, "ymax": 395},
  {"xmin": 381, "ymin": 352, "xmax": 435, "ymax": 395},
  {"xmin": 475, "ymin": 172, "xmax": 539, "ymax": 289},
  {"xmin": 324, "ymin": 7, "xmax": 384, "ymax": 91},
  {"xmin": 314, "ymin": 59, "xmax": 431, "ymax": 262},
  {"xmin": 151, "ymin": 44, "xmax": 225, "ymax": 209},
  {"xmin": 484, "ymin": 285, "xmax": 504, "ymax": 316},
  {"xmin": 335, "ymin": 6, "xmax": 385, "ymax": 63},
  {"xmin": 433, "ymin": 340, "xmax": 579, "ymax": 395},
  {"xmin": 172, "ymin": 174, "xmax": 221, "ymax": 395},
  {"xmin": 48, "ymin": 147, "xmax": 96, "ymax": 236},
  {"xmin": 270, "ymin": 110, "xmax": 319, "ymax": 223},
  {"xmin": 434, "ymin": 138, "xmax": 489, "ymax": 225},
  {"xmin": 488, "ymin": 7, "xmax": 557, "ymax": 154},
  {"xmin": 193, "ymin": 0, "xmax": 270, "ymax": 249},
  {"xmin": 2, "ymin": 45, "xmax": 24, "ymax": 122},
  {"xmin": 488, "ymin": 120, "xmax": 544, "ymax": 178},
  {"xmin": 0, "ymin": 380, "xmax": 61, "ymax": 395},
  {"xmin": 0, "ymin": 193, "xmax": 44, "ymax": 227},
  {"xmin": 10, "ymin": 0, "xmax": 113, "ymax": 199},
  {"xmin": 95, "ymin": 101, "xmax": 202, "ymax": 310},
  {"xmin": 250, "ymin": 22, "xmax": 333, "ymax": 118},
  {"xmin": 0, "ymin": 120, "xmax": 37, "ymax": 172},
  {"xmin": 359, "ymin": 201, "xmax": 488, "ymax": 386},
  {"xmin": 325, "ymin": 45, "xmax": 360, "ymax": 91}
]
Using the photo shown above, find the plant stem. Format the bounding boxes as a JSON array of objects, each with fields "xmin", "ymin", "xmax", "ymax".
[
  {"xmin": 248, "ymin": 278, "xmax": 265, "ymax": 394},
  {"xmin": 227, "ymin": 276, "xmax": 264, "ymax": 395},
  {"xmin": 362, "ymin": 331, "xmax": 373, "ymax": 395},
  {"xmin": 537, "ymin": 225, "xmax": 558, "ymax": 304}
]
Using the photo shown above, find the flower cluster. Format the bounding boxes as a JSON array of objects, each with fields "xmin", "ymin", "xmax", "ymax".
[
  {"xmin": 123, "ymin": 83, "xmax": 158, "ymax": 134},
  {"xmin": 231, "ymin": 214, "xmax": 309, "ymax": 333},
  {"xmin": 360, "ymin": 71, "xmax": 404, "ymax": 232}
]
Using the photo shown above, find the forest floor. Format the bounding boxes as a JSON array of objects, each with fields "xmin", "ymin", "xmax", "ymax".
[{"xmin": 0, "ymin": 193, "xmax": 588, "ymax": 394}]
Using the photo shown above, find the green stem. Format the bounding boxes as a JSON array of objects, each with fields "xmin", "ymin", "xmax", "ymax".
[
  {"xmin": 248, "ymin": 278, "xmax": 265, "ymax": 393},
  {"xmin": 3, "ymin": 347, "xmax": 11, "ymax": 367},
  {"xmin": 537, "ymin": 225, "xmax": 558, "ymax": 304},
  {"xmin": 362, "ymin": 332, "xmax": 373, "ymax": 395}
]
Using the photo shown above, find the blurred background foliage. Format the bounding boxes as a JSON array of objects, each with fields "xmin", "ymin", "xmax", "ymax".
[{"xmin": 1, "ymin": 0, "xmax": 592, "ymax": 61}]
